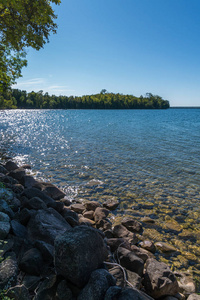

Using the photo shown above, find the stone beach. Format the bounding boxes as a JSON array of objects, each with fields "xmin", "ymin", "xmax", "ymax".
[{"xmin": 0, "ymin": 159, "xmax": 200, "ymax": 300}]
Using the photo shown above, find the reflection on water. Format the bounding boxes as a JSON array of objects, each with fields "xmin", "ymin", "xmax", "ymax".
[{"xmin": 0, "ymin": 108, "xmax": 200, "ymax": 280}]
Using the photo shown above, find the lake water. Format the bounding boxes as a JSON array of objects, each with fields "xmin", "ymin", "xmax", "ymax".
[{"xmin": 0, "ymin": 108, "xmax": 200, "ymax": 278}]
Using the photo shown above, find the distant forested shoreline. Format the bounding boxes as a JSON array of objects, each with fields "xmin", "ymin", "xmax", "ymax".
[{"xmin": 0, "ymin": 89, "xmax": 170, "ymax": 109}]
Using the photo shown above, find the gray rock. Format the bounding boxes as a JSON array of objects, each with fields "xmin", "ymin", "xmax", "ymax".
[
  {"xmin": 6, "ymin": 284, "xmax": 31, "ymax": 300},
  {"xmin": 39, "ymin": 182, "xmax": 66, "ymax": 200},
  {"xmin": 139, "ymin": 240, "xmax": 156, "ymax": 253},
  {"xmin": 56, "ymin": 280, "xmax": 73, "ymax": 300},
  {"xmin": 19, "ymin": 208, "xmax": 34, "ymax": 225},
  {"xmin": 121, "ymin": 217, "xmax": 143, "ymax": 233},
  {"xmin": 71, "ymin": 203, "xmax": 85, "ymax": 214},
  {"xmin": 22, "ymin": 275, "xmax": 41, "ymax": 292},
  {"xmin": 5, "ymin": 161, "xmax": 18, "ymax": 171},
  {"xmin": 54, "ymin": 226, "xmax": 108, "ymax": 288},
  {"xmin": 0, "ymin": 212, "xmax": 11, "ymax": 239},
  {"xmin": 8, "ymin": 168, "xmax": 25, "ymax": 181},
  {"xmin": 143, "ymin": 258, "xmax": 179, "ymax": 299},
  {"xmin": 126, "ymin": 270, "xmax": 142, "ymax": 289},
  {"xmin": 94, "ymin": 207, "xmax": 109, "ymax": 222},
  {"xmin": 130, "ymin": 245, "xmax": 154, "ymax": 262},
  {"xmin": 176, "ymin": 272, "xmax": 196, "ymax": 295},
  {"xmin": 0, "ymin": 199, "xmax": 14, "ymax": 219},
  {"xmin": 0, "ymin": 165, "xmax": 7, "ymax": 174},
  {"xmin": 106, "ymin": 238, "xmax": 132, "ymax": 252},
  {"xmin": 19, "ymin": 248, "xmax": 44, "ymax": 276},
  {"xmin": 61, "ymin": 207, "xmax": 79, "ymax": 221},
  {"xmin": 155, "ymin": 242, "xmax": 178, "ymax": 253},
  {"xmin": 27, "ymin": 208, "xmax": 71, "ymax": 245},
  {"xmin": 109, "ymin": 266, "xmax": 125, "ymax": 287},
  {"xmin": 117, "ymin": 247, "xmax": 144, "ymax": 276},
  {"xmin": 25, "ymin": 196, "xmax": 47, "ymax": 210},
  {"xmin": 77, "ymin": 269, "xmax": 116, "ymax": 300},
  {"xmin": 21, "ymin": 175, "xmax": 38, "ymax": 189},
  {"xmin": 103, "ymin": 199, "xmax": 119, "ymax": 210},
  {"xmin": 0, "ymin": 255, "xmax": 18, "ymax": 290},
  {"xmin": 33, "ymin": 275, "xmax": 57, "ymax": 300},
  {"xmin": 83, "ymin": 210, "xmax": 94, "ymax": 220},
  {"xmin": 187, "ymin": 294, "xmax": 200, "ymax": 300},
  {"xmin": 11, "ymin": 220, "xmax": 28, "ymax": 239},
  {"xmin": 96, "ymin": 218, "xmax": 112, "ymax": 231},
  {"xmin": 22, "ymin": 188, "xmax": 55, "ymax": 207},
  {"xmin": 105, "ymin": 286, "xmax": 154, "ymax": 300},
  {"xmin": 84, "ymin": 201, "xmax": 101, "ymax": 211},
  {"xmin": 35, "ymin": 240, "xmax": 54, "ymax": 262},
  {"xmin": 113, "ymin": 224, "xmax": 132, "ymax": 238}
]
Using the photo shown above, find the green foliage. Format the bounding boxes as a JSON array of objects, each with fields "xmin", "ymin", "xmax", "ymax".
[
  {"xmin": 0, "ymin": 89, "xmax": 170, "ymax": 109},
  {"xmin": 0, "ymin": 0, "xmax": 61, "ymax": 92},
  {"xmin": 0, "ymin": 290, "xmax": 13, "ymax": 300}
]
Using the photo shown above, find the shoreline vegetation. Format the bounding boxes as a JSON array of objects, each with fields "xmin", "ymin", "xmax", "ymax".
[
  {"xmin": 0, "ymin": 89, "xmax": 170, "ymax": 109},
  {"xmin": 0, "ymin": 158, "xmax": 199, "ymax": 300}
]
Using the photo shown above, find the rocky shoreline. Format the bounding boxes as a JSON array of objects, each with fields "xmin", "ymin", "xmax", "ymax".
[{"xmin": 0, "ymin": 159, "xmax": 199, "ymax": 300}]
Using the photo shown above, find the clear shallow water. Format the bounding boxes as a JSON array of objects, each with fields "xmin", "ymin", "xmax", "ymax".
[{"xmin": 1, "ymin": 108, "xmax": 200, "ymax": 276}]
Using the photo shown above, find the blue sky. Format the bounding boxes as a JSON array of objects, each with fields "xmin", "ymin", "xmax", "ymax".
[{"xmin": 14, "ymin": 0, "xmax": 200, "ymax": 106}]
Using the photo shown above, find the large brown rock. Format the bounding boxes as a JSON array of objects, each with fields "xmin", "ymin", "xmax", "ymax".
[
  {"xmin": 27, "ymin": 208, "xmax": 71, "ymax": 245},
  {"xmin": 143, "ymin": 258, "xmax": 179, "ymax": 299},
  {"xmin": 117, "ymin": 247, "xmax": 144, "ymax": 276},
  {"xmin": 54, "ymin": 226, "xmax": 108, "ymax": 288}
]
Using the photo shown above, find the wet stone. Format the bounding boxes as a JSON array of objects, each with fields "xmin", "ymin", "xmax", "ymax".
[
  {"xmin": 139, "ymin": 240, "xmax": 156, "ymax": 254},
  {"xmin": 71, "ymin": 203, "xmax": 85, "ymax": 214},
  {"xmin": 155, "ymin": 242, "xmax": 178, "ymax": 253}
]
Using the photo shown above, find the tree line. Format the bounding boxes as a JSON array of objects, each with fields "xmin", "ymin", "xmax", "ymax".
[{"xmin": 0, "ymin": 89, "xmax": 170, "ymax": 109}]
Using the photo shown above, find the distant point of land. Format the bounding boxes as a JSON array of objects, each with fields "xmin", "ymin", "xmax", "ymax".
[{"xmin": 0, "ymin": 89, "xmax": 170, "ymax": 109}]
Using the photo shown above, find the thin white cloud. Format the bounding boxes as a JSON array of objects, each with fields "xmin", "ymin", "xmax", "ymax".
[
  {"xmin": 13, "ymin": 78, "xmax": 75, "ymax": 95},
  {"xmin": 14, "ymin": 78, "xmax": 46, "ymax": 87}
]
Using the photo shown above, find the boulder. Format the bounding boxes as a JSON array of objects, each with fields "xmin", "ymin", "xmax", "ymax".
[
  {"xmin": 19, "ymin": 248, "xmax": 44, "ymax": 276},
  {"xmin": 22, "ymin": 188, "xmax": 55, "ymax": 207},
  {"xmin": 0, "ymin": 165, "xmax": 7, "ymax": 174},
  {"xmin": 113, "ymin": 224, "xmax": 132, "ymax": 238},
  {"xmin": 83, "ymin": 210, "xmax": 94, "ymax": 220},
  {"xmin": 5, "ymin": 161, "xmax": 18, "ymax": 171},
  {"xmin": 21, "ymin": 175, "xmax": 38, "ymax": 189},
  {"xmin": 56, "ymin": 280, "xmax": 73, "ymax": 300},
  {"xmin": 35, "ymin": 240, "xmax": 54, "ymax": 263},
  {"xmin": 96, "ymin": 218, "xmax": 112, "ymax": 231},
  {"xmin": 0, "ymin": 212, "xmax": 11, "ymax": 239},
  {"xmin": 155, "ymin": 242, "xmax": 178, "ymax": 253},
  {"xmin": 32, "ymin": 274, "xmax": 57, "ymax": 300},
  {"xmin": 71, "ymin": 203, "xmax": 85, "ymax": 214},
  {"xmin": 77, "ymin": 269, "xmax": 116, "ymax": 300},
  {"xmin": 11, "ymin": 220, "xmax": 28, "ymax": 239},
  {"xmin": 121, "ymin": 217, "xmax": 143, "ymax": 233},
  {"xmin": 8, "ymin": 168, "xmax": 25, "ymax": 181},
  {"xmin": 103, "ymin": 199, "xmax": 119, "ymax": 210},
  {"xmin": 109, "ymin": 266, "xmax": 125, "ymax": 287},
  {"xmin": 0, "ymin": 254, "xmax": 18, "ymax": 290},
  {"xmin": 117, "ymin": 247, "xmax": 144, "ymax": 276},
  {"xmin": 27, "ymin": 208, "xmax": 71, "ymax": 245},
  {"xmin": 106, "ymin": 238, "xmax": 131, "ymax": 252},
  {"xmin": 54, "ymin": 226, "xmax": 108, "ymax": 287},
  {"xmin": 39, "ymin": 182, "xmax": 66, "ymax": 200},
  {"xmin": 6, "ymin": 284, "xmax": 31, "ymax": 300},
  {"xmin": 24, "ymin": 197, "xmax": 47, "ymax": 210},
  {"xmin": 94, "ymin": 207, "xmax": 109, "ymax": 222},
  {"xmin": 84, "ymin": 201, "xmax": 101, "ymax": 211},
  {"xmin": 188, "ymin": 294, "xmax": 200, "ymax": 300},
  {"xmin": 126, "ymin": 270, "xmax": 142, "ymax": 289},
  {"xmin": 0, "ymin": 199, "xmax": 14, "ymax": 219},
  {"xmin": 139, "ymin": 240, "xmax": 156, "ymax": 253},
  {"xmin": 105, "ymin": 286, "xmax": 154, "ymax": 300},
  {"xmin": 131, "ymin": 245, "xmax": 154, "ymax": 262},
  {"xmin": 143, "ymin": 258, "xmax": 179, "ymax": 299}
]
